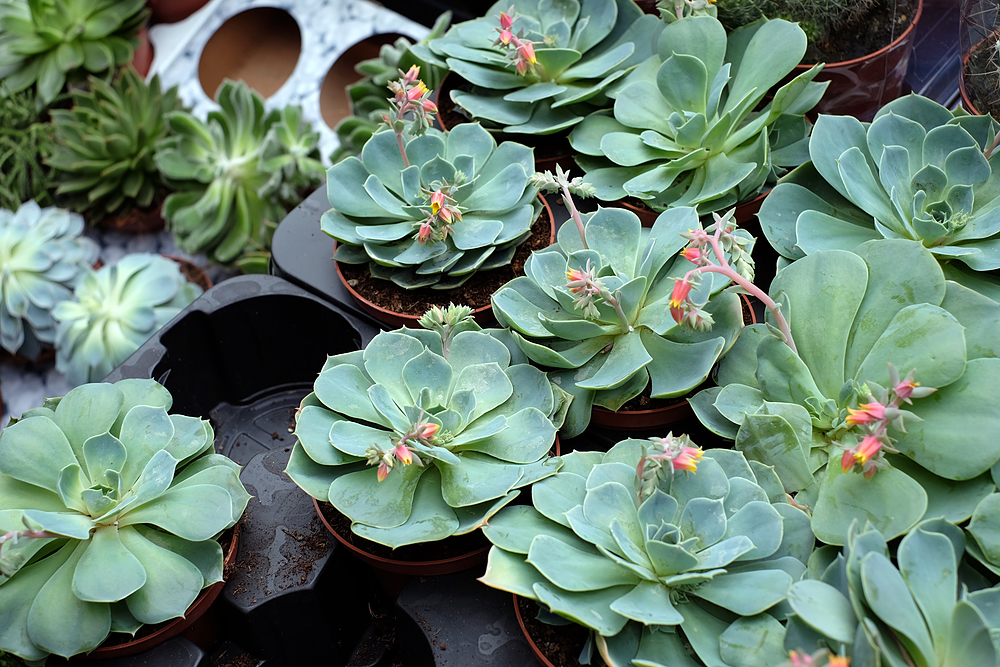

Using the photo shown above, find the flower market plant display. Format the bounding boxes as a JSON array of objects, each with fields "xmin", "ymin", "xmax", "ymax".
[
  {"xmin": 0, "ymin": 201, "xmax": 98, "ymax": 359},
  {"xmin": 286, "ymin": 305, "xmax": 570, "ymax": 549},
  {"xmin": 491, "ymin": 169, "xmax": 747, "ymax": 437},
  {"xmin": 569, "ymin": 15, "xmax": 825, "ymax": 215},
  {"xmin": 480, "ymin": 437, "xmax": 814, "ymax": 666},
  {"xmin": 52, "ymin": 253, "xmax": 202, "ymax": 385},
  {"xmin": 691, "ymin": 238, "xmax": 1000, "ymax": 545},
  {"xmin": 412, "ymin": 0, "xmax": 662, "ymax": 135},
  {"xmin": 323, "ymin": 70, "xmax": 544, "ymax": 290},
  {"xmin": 760, "ymin": 95, "xmax": 1000, "ymax": 300},
  {"xmin": 0, "ymin": 379, "xmax": 251, "ymax": 661}
]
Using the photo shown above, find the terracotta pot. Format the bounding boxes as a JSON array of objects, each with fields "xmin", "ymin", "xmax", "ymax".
[
  {"xmin": 590, "ymin": 294, "xmax": 759, "ymax": 432},
  {"xmin": 163, "ymin": 255, "xmax": 213, "ymax": 292},
  {"xmin": 513, "ymin": 594, "xmax": 594, "ymax": 667},
  {"xmin": 961, "ymin": 44, "xmax": 985, "ymax": 116},
  {"xmin": 131, "ymin": 26, "xmax": 154, "ymax": 78},
  {"xmin": 434, "ymin": 73, "xmax": 578, "ymax": 174},
  {"xmin": 794, "ymin": 0, "xmax": 923, "ymax": 121},
  {"xmin": 147, "ymin": 0, "xmax": 211, "ymax": 24},
  {"xmin": 85, "ymin": 524, "xmax": 241, "ymax": 659},
  {"xmin": 313, "ymin": 498, "xmax": 490, "ymax": 576},
  {"xmin": 335, "ymin": 193, "xmax": 556, "ymax": 329},
  {"xmin": 617, "ymin": 190, "xmax": 769, "ymax": 228}
]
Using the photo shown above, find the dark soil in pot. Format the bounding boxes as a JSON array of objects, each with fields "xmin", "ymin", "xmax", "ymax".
[
  {"xmin": 802, "ymin": 0, "xmax": 917, "ymax": 63},
  {"xmin": 963, "ymin": 39, "xmax": 998, "ymax": 118},
  {"xmin": 93, "ymin": 193, "xmax": 167, "ymax": 235},
  {"xmin": 515, "ymin": 596, "xmax": 606, "ymax": 667},
  {"xmin": 336, "ymin": 195, "xmax": 554, "ymax": 325}
]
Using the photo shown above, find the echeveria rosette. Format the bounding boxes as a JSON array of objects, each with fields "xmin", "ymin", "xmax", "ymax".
[
  {"xmin": 0, "ymin": 379, "xmax": 251, "ymax": 661},
  {"xmin": 569, "ymin": 15, "xmax": 826, "ymax": 214},
  {"xmin": 0, "ymin": 201, "xmax": 99, "ymax": 357},
  {"xmin": 411, "ymin": 0, "xmax": 662, "ymax": 135},
  {"xmin": 322, "ymin": 123, "xmax": 542, "ymax": 289},
  {"xmin": 47, "ymin": 69, "xmax": 184, "ymax": 218},
  {"xmin": 284, "ymin": 323, "xmax": 571, "ymax": 549},
  {"xmin": 759, "ymin": 95, "xmax": 1000, "ymax": 301},
  {"xmin": 691, "ymin": 238, "xmax": 1000, "ymax": 545},
  {"xmin": 479, "ymin": 440, "xmax": 814, "ymax": 667},
  {"xmin": 0, "ymin": 0, "xmax": 148, "ymax": 108},
  {"xmin": 786, "ymin": 520, "xmax": 1000, "ymax": 666},
  {"xmin": 492, "ymin": 205, "xmax": 746, "ymax": 437},
  {"xmin": 154, "ymin": 80, "xmax": 323, "ymax": 270},
  {"xmin": 52, "ymin": 253, "xmax": 202, "ymax": 385}
]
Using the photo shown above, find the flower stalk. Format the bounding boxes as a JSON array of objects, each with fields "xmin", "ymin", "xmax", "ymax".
[
  {"xmin": 382, "ymin": 65, "xmax": 438, "ymax": 168},
  {"xmin": 671, "ymin": 210, "xmax": 797, "ymax": 354},
  {"xmin": 530, "ymin": 166, "xmax": 596, "ymax": 249}
]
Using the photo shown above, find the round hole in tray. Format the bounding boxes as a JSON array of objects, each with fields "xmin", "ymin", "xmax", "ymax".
[
  {"xmin": 198, "ymin": 7, "xmax": 302, "ymax": 100},
  {"xmin": 319, "ymin": 33, "xmax": 407, "ymax": 129}
]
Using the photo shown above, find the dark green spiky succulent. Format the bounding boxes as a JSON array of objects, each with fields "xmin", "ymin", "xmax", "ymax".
[
  {"xmin": 46, "ymin": 69, "xmax": 182, "ymax": 219},
  {"xmin": 0, "ymin": 0, "xmax": 149, "ymax": 108},
  {"xmin": 154, "ymin": 80, "xmax": 324, "ymax": 271},
  {"xmin": 0, "ymin": 88, "xmax": 57, "ymax": 211}
]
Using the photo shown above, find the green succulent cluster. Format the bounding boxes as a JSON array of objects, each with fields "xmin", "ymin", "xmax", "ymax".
[
  {"xmin": 760, "ymin": 95, "xmax": 1000, "ymax": 301},
  {"xmin": 693, "ymin": 239, "xmax": 1000, "ymax": 545},
  {"xmin": 323, "ymin": 123, "xmax": 543, "ymax": 289},
  {"xmin": 286, "ymin": 306, "xmax": 570, "ymax": 549},
  {"xmin": 0, "ymin": 89, "xmax": 57, "ymax": 211},
  {"xmin": 331, "ymin": 12, "xmax": 451, "ymax": 164},
  {"xmin": 47, "ymin": 69, "xmax": 183, "ymax": 219},
  {"xmin": 0, "ymin": 379, "xmax": 251, "ymax": 661},
  {"xmin": 492, "ymin": 204, "xmax": 745, "ymax": 437},
  {"xmin": 0, "ymin": 201, "xmax": 98, "ymax": 358},
  {"xmin": 570, "ymin": 15, "xmax": 825, "ymax": 215},
  {"xmin": 412, "ymin": 0, "xmax": 662, "ymax": 135},
  {"xmin": 787, "ymin": 520, "xmax": 1000, "ymax": 666},
  {"xmin": 52, "ymin": 253, "xmax": 202, "ymax": 385},
  {"xmin": 0, "ymin": 0, "xmax": 149, "ymax": 108},
  {"xmin": 155, "ymin": 80, "xmax": 324, "ymax": 272},
  {"xmin": 481, "ymin": 440, "xmax": 814, "ymax": 667}
]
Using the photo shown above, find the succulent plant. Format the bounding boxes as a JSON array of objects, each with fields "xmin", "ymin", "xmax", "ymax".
[
  {"xmin": 0, "ymin": 201, "xmax": 98, "ymax": 358},
  {"xmin": 411, "ymin": 0, "xmax": 662, "ymax": 135},
  {"xmin": 785, "ymin": 519, "xmax": 1000, "ymax": 666},
  {"xmin": 46, "ymin": 68, "xmax": 182, "ymax": 219},
  {"xmin": 480, "ymin": 438, "xmax": 814, "ymax": 667},
  {"xmin": 569, "ymin": 15, "xmax": 825, "ymax": 215},
  {"xmin": 154, "ymin": 80, "xmax": 324, "ymax": 271},
  {"xmin": 285, "ymin": 305, "xmax": 571, "ymax": 549},
  {"xmin": 491, "ymin": 197, "xmax": 746, "ymax": 437},
  {"xmin": 331, "ymin": 12, "xmax": 451, "ymax": 164},
  {"xmin": 691, "ymin": 238, "xmax": 1000, "ymax": 545},
  {"xmin": 52, "ymin": 253, "xmax": 202, "ymax": 385},
  {"xmin": 0, "ymin": 0, "xmax": 148, "ymax": 108},
  {"xmin": 715, "ymin": 0, "xmax": 877, "ymax": 53},
  {"xmin": 0, "ymin": 89, "xmax": 57, "ymax": 211},
  {"xmin": 0, "ymin": 379, "xmax": 251, "ymax": 661},
  {"xmin": 759, "ymin": 95, "xmax": 1000, "ymax": 301},
  {"xmin": 323, "ymin": 122, "xmax": 544, "ymax": 289}
]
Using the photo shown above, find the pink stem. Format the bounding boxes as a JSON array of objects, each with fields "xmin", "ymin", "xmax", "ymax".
[
  {"xmin": 0, "ymin": 529, "xmax": 54, "ymax": 544},
  {"xmin": 395, "ymin": 127, "xmax": 411, "ymax": 169},
  {"xmin": 686, "ymin": 231, "xmax": 797, "ymax": 354},
  {"xmin": 561, "ymin": 182, "xmax": 588, "ymax": 249}
]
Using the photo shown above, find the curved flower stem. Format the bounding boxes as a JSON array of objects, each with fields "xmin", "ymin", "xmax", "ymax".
[
  {"xmin": 561, "ymin": 181, "xmax": 588, "ymax": 249},
  {"xmin": 603, "ymin": 290, "xmax": 633, "ymax": 332},
  {"xmin": 686, "ymin": 230, "xmax": 797, "ymax": 354},
  {"xmin": 396, "ymin": 132, "xmax": 411, "ymax": 168},
  {"xmin": 0, "ymin": 529, "xmax": 54, "ymax": 544}
]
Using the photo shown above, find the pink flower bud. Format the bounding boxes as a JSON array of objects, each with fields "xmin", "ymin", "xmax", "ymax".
[
  {"xmin": 417, "ymin": 222, "xmax": 433, "ymax": 245},
  {"xmin": 417, "ymin": 422, "xmax": 439, "ymax": 439},
  {"xmin": 499, "ymin": 11, "xmax": 514, "ymax": 30},
  {"xmin": 680, "ymin": 247, "xmax": 702, "ymax": 263},
  {"xmin": 377, "ymin": 460, "xmax": 391, "ymax": 482},
  {"xmin": 421, "ymin": 99, "xmax": 438, "ymax": 114},
  {"xmin": 671, "ymin": 446, "xmax": 704, "ymax": 473},
  {"xmin": 498, "ymin": 28, "xmax": 513, "ymax": 44},
  {"xmin": 845, "ymin": 401, "xmax": 885, "ymax": 426},
  {"xmin": 854, "ymin": 434, "xmax": 882, "ymax": 464},
  {"xmin": 517, "ymin": 41, "xmax": 536, "ymax": 64},
  {"xmin": 668, "ymin": 278, "xmax": 693, "ymax": 309},
  {"xmin": 403, "ymin": 65, "xmax": 420, "ymax": 83},
  {"xmin": 407, "ymin": 81, "xmax": 429, "ymax": 101},
  {"xmin": 394, "ymin": 444, "xmax": 414, "ymax": 465}
]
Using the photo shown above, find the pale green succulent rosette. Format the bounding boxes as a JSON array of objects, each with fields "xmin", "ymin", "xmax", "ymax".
[
  {"xmin": 692, "ymin": 238, "xmax": 1000, "ymax": 545},
  {"xmin": 285, "ymin": 320, "xmax": 571, "ymax": 549},
  {"xmin": 480, "ymin": 440, "xmax": 814, "ymax": 667},
  {"xmin": 155, "ymin": 80, "xmax": 324, "ymax": 271},
  {"xmin": 759, "ymin": 95, "xmax": 1000, "ymax": 301},
  {"xmin": 0, "ymin": 0, "xmax": 148, "ymax": 108},
  {"xmin": 786, "ymin": 520, "xmax": 1000, "ymax": 666},
  {"xmin": 411, "ymin": 0, "xmax": 662, "ymax": 135},
  {"xmin": 0, "ymin": 201, "xmax": 99, "ymax": 357},
  {"xmin": 0, "ymin": 379, "xmax": 251, "ymax": 661},
  {"xmin": 52, "ymin": 253, "xmax": 202, "ymax": 385},
  {"xmin": 492, "ymin": 205, "xmax": 745, "ymax": 437},
  {"xmin": 569, "ymin": 15, "xmax": 826, "ymax": 214},
  {"xmin": 322, "ymin": 123, "xmax": 542, "ymax": 289}
]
